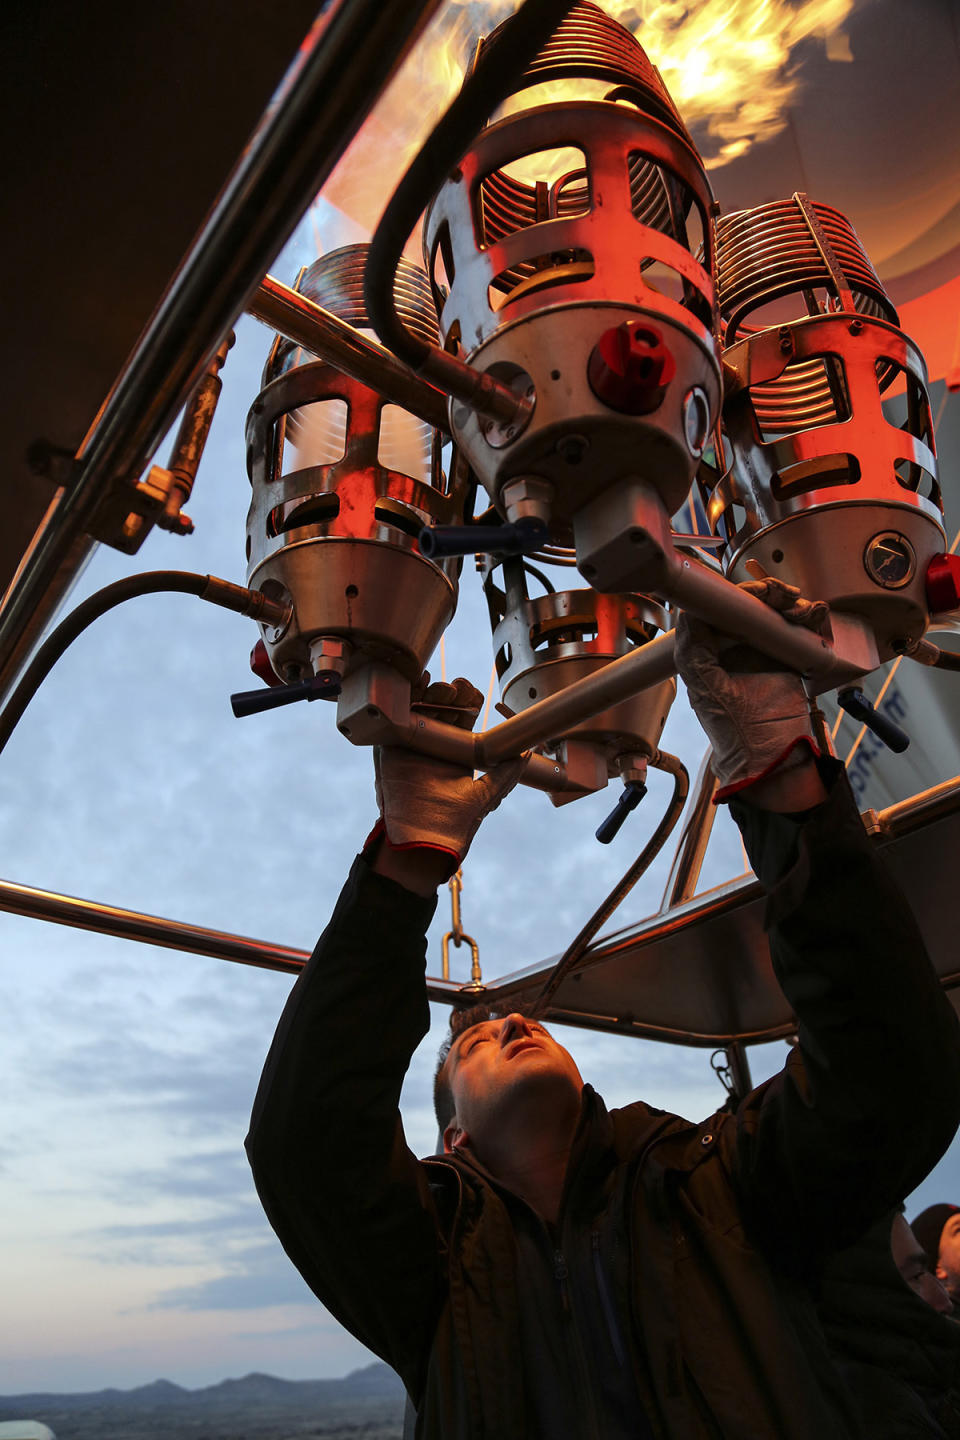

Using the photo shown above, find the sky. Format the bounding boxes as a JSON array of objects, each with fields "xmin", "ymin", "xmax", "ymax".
[
  {"xmin": 3, "ymin": 10, "xmax": 960, "ymax": 1404},
  {"xmin": 0, "ymin": 264, "xmax": 759, "ymax": 1392}
]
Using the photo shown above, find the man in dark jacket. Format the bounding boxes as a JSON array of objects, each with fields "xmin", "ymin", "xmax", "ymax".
[
  {"xmin": 819, "ymin": 1211, "xmax": 960, "ymax": 1438},
  {"xmin": 912, "ymin": 1204, "xmax": 960, "ymax": 1311},
  {"xmin": 246, "ymin": 583, "xmax": 960, "ymax": 1439}
]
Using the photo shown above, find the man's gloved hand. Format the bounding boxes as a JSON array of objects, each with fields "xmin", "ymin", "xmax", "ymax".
[
  {"xmin": 368, "ymin": 675, "xmax": 529, "ymax": 878},
  {"xmin": 675, "ymin": 578, "xmax": 828, "ymax": 802}
]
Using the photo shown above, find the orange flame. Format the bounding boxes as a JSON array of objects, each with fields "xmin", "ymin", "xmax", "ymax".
[
  {"xmin": 322, "ymin": 0, "xmax": 854, "ymax": 235},
  {"xmin": 624, "ymin": 0, "xmax": 855, "ymax": 166}
]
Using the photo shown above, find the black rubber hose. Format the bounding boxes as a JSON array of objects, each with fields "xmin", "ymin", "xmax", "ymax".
[
  {"xmin": 531, "ymin": 751, "xmax": 689, "ymax": 1017},
  {"xmin": 0, "ymin": 571, "xmax": 286, "ymax": 759},
  {"xmin": 365, "ymin": 0, "xmax": 578, "ymax": 371},
  {"xmin": 932, "ymin": 646, "xmax": 960, "ymax": 671}
]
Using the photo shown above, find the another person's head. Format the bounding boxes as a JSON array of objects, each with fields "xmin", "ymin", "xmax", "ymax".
[
  {"xmin": 890, "ymin": 1212, "xmax": 953, "ymax": 1314},
  {"xmin": 911, "ymin": 1204, "xmax": 960, "ymax": 1303},
  {"xmin": 434, "ymin": 1004, "xmax": 583, "ymax": 1163}
]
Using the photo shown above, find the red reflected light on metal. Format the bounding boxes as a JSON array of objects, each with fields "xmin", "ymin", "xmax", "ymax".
[
  {"xmin": 587, "ymin": 320, "xmax": 676, "ymax": 414},
  {"xmin": 926, "ymin": 552, "xmax": 960, "ymax": 612},
  {"xmin": 249, "ymin": 638, "xmax": 283, "ymax": 687}
]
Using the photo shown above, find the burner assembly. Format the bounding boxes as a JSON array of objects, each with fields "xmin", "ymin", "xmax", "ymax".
[
  {"xmin": 481, "ymin": 550, "xmax": 677, "ymax": 811},
  {"xmin": 237, "ymin": 245, "xmax": 467, "ymax": 716},
  {"xmin": 419, "ymin": 2, "xmax": 722, "ymax": 596},
  {"xmin": 707, "ymin": 193, "xmax": 944, "ymax": 665},
  {"xmin": 5, "ymin": 0, "xmax": 960, "ymax": 1038},
  {"xmin": 229, "ymin": 0, "xmax": 959, "ymax": 832}
]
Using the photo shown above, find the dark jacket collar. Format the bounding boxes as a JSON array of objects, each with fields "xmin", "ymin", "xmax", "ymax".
[{"xmin": 424, "ymin": 1085, "xmax": 685, "ymax": 1223}]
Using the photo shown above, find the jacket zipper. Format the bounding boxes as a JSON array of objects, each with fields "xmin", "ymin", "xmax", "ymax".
[
  {"xmin": 553, "ymin": 1243, "xmax": 602, "ymax": 1440},
  {"xmin": 427, "ymin": 1160, "xmax": 486, "ymax": 1440},
  {"xmin": 591, "ymin": 1229, "xmax": 627, "ymax": 1367},
  {"xmin": 626, "ymin": 1122, "xmax": 700, "ymax": 1434},
  {"xmin": 553, "ymin": 1248, "xmax": 572, "ymax": 1314}
]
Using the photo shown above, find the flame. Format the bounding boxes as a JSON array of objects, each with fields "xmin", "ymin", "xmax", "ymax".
[
  {"xmin": 622, "ymin": 0, "xmax": 855, "ymax": 167},
  {"xmin": 321, "ymin": 0, "xmax": 855, "ymax": 235}
]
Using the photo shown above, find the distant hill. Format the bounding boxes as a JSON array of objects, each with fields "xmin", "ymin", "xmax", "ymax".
[
  {"xmin": 0, "ymin": 1362, "xmax": 403, "ymax": 1414},
  {"xmin": 0, "ymin": 1364, "xmax": 407, "ymax": 1440}
]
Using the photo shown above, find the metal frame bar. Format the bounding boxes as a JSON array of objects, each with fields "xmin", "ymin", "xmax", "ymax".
[
  {"xmin": 658, "ymin": 747, "xmax": 720, "ymax": 911},
  {"xmin": 249, "ymin": 277, "xmax": 451, "ymax": 432},
  {"xmin": 0, "ymin": 0, "xmax": 445, "ymax": 707},
  {"xmin": 350, "ymin": 561, "xmax": 879, "ymax": 788},
  {"xmin": 3, "ymin": 774, "xmax": 958, "ymax": 1047}
]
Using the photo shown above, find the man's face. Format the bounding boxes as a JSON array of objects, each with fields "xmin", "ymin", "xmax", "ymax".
[
  {"xmin": 891, "ymin": 1214, "xmax": 953, "ymax": 1314},
  {"xmin": 442, "ymin": 1012, "xmax": 583, "ymax": 1157},
  {"xmin": 936, "ymin": 1211, "xmax": 960, "ymax": 1300}
]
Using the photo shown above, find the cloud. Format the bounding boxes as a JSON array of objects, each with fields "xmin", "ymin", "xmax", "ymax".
[
  {"xmin": 103, "ymin": 1148, "xmax": 254, "ymax": 1205},
  {"xmin": 76, "ymin": 1145, "xmax": 336, "ymax": 1316},
  {"xmin": 148, "ymin": 1239, "xmax": 317, "ymax": 1312}
]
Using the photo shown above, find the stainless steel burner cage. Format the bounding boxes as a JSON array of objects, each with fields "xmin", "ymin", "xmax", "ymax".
[
  {"xmin": 482, "ymin": 550, "xmax": 675, "ymax": 797},
  {"xmin": 705, "ymin": 194, "xmax": 944, "ymax": 658},
  {"xmin": 422, "ymin": 1, "xmax": 722, "ymax": 554},
  {"xmin": 245, "ymin": 246, "xmax": 464, "ymax": 685}
]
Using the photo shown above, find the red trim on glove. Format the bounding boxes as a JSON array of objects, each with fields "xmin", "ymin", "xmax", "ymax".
[
  {"xmin": 362, "ymin": 818, "xmax": 461, "ymax": 878},
  {"xmin": 713, "ymin": 735, "xmax": 821, "ymax": 804},
  {"xmin": 362, "ymin": 818, "xmax": 387, "ymax": 857}
]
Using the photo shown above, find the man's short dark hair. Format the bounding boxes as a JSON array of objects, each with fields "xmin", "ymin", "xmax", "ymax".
[
  {"xmin": 911, "ymin": 1203, "xmax": 960, "ymax": 1267},
  {"xmin": 433, "ymin": 1000, "xmax": 541, "ymax": 1135}
]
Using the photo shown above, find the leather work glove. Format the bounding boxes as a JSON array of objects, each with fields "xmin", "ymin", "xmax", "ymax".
[
  {"xmin": 675, "ymin": 578, "xmax": 829, "ymax": 802},
  {"xmin": 368, "ymin": 675, "xmax": 529, "ymax": 877}
]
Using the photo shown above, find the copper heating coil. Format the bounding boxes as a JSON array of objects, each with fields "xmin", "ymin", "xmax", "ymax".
[
  {"xmin": 455, "ymin": 2, "xmax": 705, "ymax": 295},
  {"xmin": 297, "ymin": 244, "xmax": 439, "ymax": 348},
  {"xmin": 477, "ymin": 157, "xmax": 686, "ymax": 299},
  {"xmin": 715, "ymin": 197, "xmax": 895, "ymax": 339},
  {"xmin": 475, "ymin": 1, "xmax": 688, "ymax": 141}
]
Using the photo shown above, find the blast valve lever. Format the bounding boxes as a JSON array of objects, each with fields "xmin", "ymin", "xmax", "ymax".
[
  {"xmin": 595, "ymin": 779, "xmax": 648, "ymax": 845},
  {"xmin": 230, "ymin": 672, "xmax": 341, "ymax": 718},
  {"xmin": 418, "ymin": 516, "xmax": 549, "ymax": 559},
  {"xmin": 836, "ymin": 687, "xmax": 910, "ymax": 754}
]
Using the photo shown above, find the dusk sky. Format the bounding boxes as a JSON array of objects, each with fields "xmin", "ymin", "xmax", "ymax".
[
  {"xmin": 0, "ymin": 230, "xmax": 755, "ymax": 1390},
  {"xmin": 4, "ymin": 1, "xmax": 960, "ymax": 1401}
]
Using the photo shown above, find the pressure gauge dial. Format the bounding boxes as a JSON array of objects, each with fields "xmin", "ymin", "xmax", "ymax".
[{"xmin": 863, "ymin": 532, "xmax": 916, "ymax": 589}]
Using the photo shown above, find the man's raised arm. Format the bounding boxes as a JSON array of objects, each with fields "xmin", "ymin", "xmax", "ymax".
[
  {"xmin": 675, "ymin": 580, "xmax": 960, "ymax": 1260},
  {"xmin": 244, "ymin": 678, "xmax": 526, "ymax": 1395}
]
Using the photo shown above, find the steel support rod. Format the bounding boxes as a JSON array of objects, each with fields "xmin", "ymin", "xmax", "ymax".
[
  {"xmin": 370, "ymin": 635, "xmax": 676, "ymax": 778},
  {"xmin": 383, "ymin": 563, "xmax": 872, "ymax": 773},
  {"xmin": 467, "ymin": 548, "xmax": 864, "ymax": 762},
  {"xmin": 0, "ymin": 0, "xmax": 445, "ymax": 706},
  {"xmin": 476, "ymin": 633, "xmax": 679, "ymax": 765},
  {"xmin": 249, "ymin": 276, "xmax": 451, "ymax": 432},
  {"xmin": 724, "ymin": 1039, "xmax": 754, "ymax": 1101},
  {"xmin": 667, "ymin": 556, "xmax": 879, "ymax": 692},
  {"xmin": 875, "ymin": 772, "xmax": 960, "ymax": 837},
  {"xmin": 659, "ymin": 746, "xmax": 720, "ymax": 911},
  {"xmin": 0, "ymin": 877, "xmax": 309, "ymax": 977}
]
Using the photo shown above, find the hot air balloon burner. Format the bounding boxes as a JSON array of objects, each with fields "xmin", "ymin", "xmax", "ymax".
[
  {"xmin": 423, "ymin": 1, "xmax": 722, "ymax": 593},
  {"xmin": 706, "ymin": 193, "xmax": 944, "ymax": 660},
  {"xmin": 482, "ymin": 547, "xmax": 675, "ymax": 804},
  {"xmin": 244, "ymin": 245, "xmax": 462, "ymax": 689}
]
